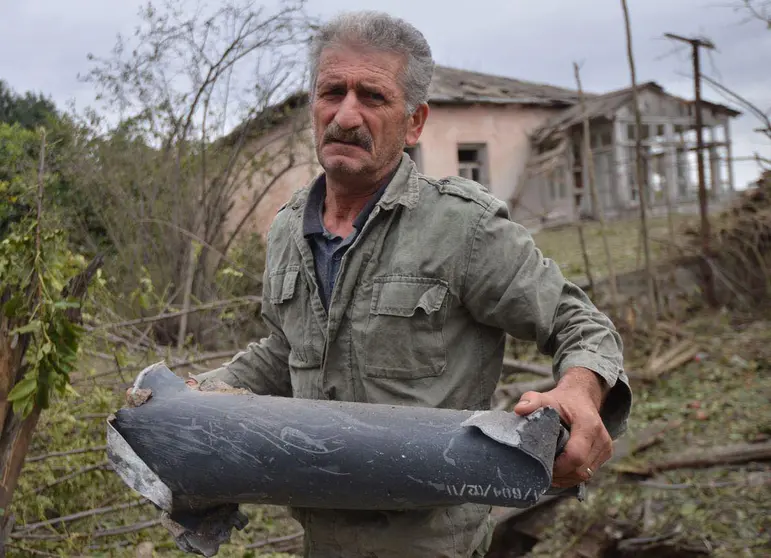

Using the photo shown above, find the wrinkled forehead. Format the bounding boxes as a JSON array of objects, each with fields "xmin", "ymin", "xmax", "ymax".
[{"xmin": 315, "ymin": 44, "xmax": 406, "ymax": 89}]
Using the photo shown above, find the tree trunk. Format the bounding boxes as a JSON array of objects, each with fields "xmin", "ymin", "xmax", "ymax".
[
  {"xmin": 574, "ymin": 62, "xmax": 620, "ymax": 317},
  {"xmin": 620, "ymin": 0, "xmax": 658, "ymax": 324},
  {"xmin": 0, "ymin": 255, "xmax": 103, "ymax": 553}
]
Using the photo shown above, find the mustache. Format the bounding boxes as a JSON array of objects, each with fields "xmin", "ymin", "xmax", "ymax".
[{"xmin": 322, "ymin": 122, "xmax": 374, "ymax": 152}]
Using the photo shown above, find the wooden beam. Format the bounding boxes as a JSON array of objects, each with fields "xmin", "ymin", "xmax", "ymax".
[{"xmin": 663, "ymin": 33, "xmax": 715, "ymax": 50}]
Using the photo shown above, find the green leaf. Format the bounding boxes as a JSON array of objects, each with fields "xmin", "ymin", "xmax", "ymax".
[
  {"xmin": 13, "ymin": 396, "xmax": 35, "ymax": 418},
  {"xmin": 2, "ymin": 293, "xmax": 26, "ymax": 318},
  {"xmin": 63, "ymin": 383, "xmax": 80, "ymax": 398},
  {"xmin": 53, "ymin": 300, "xmax": 80, "ymax": 310},
  {"xmin": 10, "ymin": 320, "xmax": 41, "ymax": 336},
  {"xmin": 7, "ymin": 377, "xmax": 37, "ymax": 402},
  {"xmin": 680, "ymin": 502, "xmax": 698, "ymax": 516}
]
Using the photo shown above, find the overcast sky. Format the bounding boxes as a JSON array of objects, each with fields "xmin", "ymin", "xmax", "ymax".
[{"xmin": 1, "ymin": 0, "xmax": 769, "ymax": 188}]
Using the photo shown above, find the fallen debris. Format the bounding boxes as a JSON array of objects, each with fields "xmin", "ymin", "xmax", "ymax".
[
  {"xmin": 620, "ymin": 440, "xmax": 771, "ymax": 476},
  {"xmin": 487, "ymin": 419, "xmax": 683, "ymax": 556},
  {"xmin": 684, "ymin": 169, "xmax": 771, "ymax": 309},
  {"xmin": 638, "ymin": 339, "xmax": 699, "ymax": 381}
]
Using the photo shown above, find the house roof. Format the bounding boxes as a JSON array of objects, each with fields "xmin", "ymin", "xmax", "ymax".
[
  {"xmin": 220, "ymin": 66, "xmax": 587, "ymax": 144},
  {"xmin": 219, "ymin": 91, "xmax": 310, "ymax": 147},
  {"xmin": 530, "ymin": 81, "xmax": 741, "ymax": 145},
  {"xmin": 427, "ymin": 65, "xmax": 581, "ymax": 107},
  {"xmin": 222, "ymin": 70, "xmax": 742, "ymax": 148}
]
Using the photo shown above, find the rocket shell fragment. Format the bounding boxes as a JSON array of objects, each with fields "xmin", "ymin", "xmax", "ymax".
[{"xmin": 107, "ymin": 362, "xmax": 570, "ymax": 514}]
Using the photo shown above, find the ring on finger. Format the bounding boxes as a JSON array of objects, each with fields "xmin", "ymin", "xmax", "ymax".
[{"xmin": 585, "ymin": 467, "xmax": 593, "ymax": 478}]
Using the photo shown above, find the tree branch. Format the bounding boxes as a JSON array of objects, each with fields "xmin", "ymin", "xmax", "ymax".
[
  {"xmin": 95, "ymin": 296, "xmax": 261, "ymax": 330},
  {"xmin": 31, "ymin": 461, "xmax": 110, "ymax": 494},
  {"xmin": 11, "ymin": 518, "xmax": 160, "ymax": 542},
  {"xmin": 13, "ymin": 500, "xmax": 147, "ymax": 534},
  {"xmin": 25, "ymin": 446, "xmax": 107, "ymax": 463},
  {"xmin": 244, "ymin": 531, "xmax": 304, "ymax": 550}
]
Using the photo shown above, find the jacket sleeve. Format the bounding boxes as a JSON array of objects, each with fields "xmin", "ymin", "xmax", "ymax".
[
  {"xmin": 192, "ymin": 260, "xmax": 292, "ymax": 397},
  {"xmin": 461, "ymin": 198, "xmax": 632, "ymax": 439}
]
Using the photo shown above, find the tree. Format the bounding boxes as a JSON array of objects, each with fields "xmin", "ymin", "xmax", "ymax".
[
  {"xmin": 735, "ymin": 0, "xmax": 771, "ymax": 27},
  {"xmin": 0, "ymin": 125, "xmax": 102, "ymax": 553},
  {"xmin": 72, "ymin": 0, "xmax": 316, "ymax": 345},
  {"xmin": 0, "ymin": 81, "xmax": 58, "ymax": 131}
]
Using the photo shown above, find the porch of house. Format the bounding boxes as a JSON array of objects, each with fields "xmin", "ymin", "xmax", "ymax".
[{"xmin": 515, "ymin": 83, "xmax": 740, "ymax": 229}]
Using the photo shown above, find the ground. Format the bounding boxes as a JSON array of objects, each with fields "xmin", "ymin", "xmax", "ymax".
[
  {"xmin": 7, "ymin": 214, "xmax": 771, "ymax": 557},
  {"xmin": 503, "ymin": 311, "xmax": 771, "ymax": 558},
  {"xmin": 532, "ymin": 213, "xmax": 699, "ymax": 283}
]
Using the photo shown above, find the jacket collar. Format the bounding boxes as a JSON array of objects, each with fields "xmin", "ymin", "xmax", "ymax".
[{"xmin": 290, "ymin": 153, "xmax": 420, "ymax": 213}]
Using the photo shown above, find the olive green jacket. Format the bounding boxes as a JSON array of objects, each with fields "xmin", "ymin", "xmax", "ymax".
[{"xmin": 196, "ymin": 153, "xmax": 631, "ymax": 557}]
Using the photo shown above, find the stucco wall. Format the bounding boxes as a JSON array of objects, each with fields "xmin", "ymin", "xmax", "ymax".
[
  {"xmin": 224, "ymin": 120, "xmax": 321, "ymax": 241},
  {"xmin": 418, "ymin": 104, "xmax": 560, "ymax": 204}
]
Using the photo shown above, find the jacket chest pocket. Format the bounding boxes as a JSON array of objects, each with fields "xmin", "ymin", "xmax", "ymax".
[
  {"xmin": 269, "ymin": 266, "xmax": 320, "ymax": 366},
  {"xmin": 364, "ymin": 276, "xmax": 448, "ymax": 379}
]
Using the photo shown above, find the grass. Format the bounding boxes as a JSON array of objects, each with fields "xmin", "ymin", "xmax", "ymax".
[{"xmin": 532, "ymin": 214, "xmax": 700, "ymax": 283}]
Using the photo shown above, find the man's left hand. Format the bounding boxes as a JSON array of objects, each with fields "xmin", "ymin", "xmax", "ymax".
[{"xmin": 513, "ymin": 367, "xmax": 613, "ymax": 488}]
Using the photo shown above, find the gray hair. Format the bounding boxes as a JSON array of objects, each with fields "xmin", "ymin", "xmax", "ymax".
[{"xmin": 308, "ymin": 11, "xmax": 435, "ymax": 115}]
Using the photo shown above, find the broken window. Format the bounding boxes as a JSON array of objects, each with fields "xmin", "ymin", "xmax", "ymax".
[
  {"xmin": 457, "ymin": 144, "xmax": 488, "ymax": 184},
  {"xmin": 404, "ymin": 144, "xmax": 423, "ymax": 172},
  {"xmin": 548, "ymin": 167, "xmax": 568, "ymax": 201},
  {"xmin": 590, "ymin": 128, "xmax": 612, "ymax": 148},
  {"xmin": 627, "ymin": 123, "xmax": 651, "ymax": 141}
]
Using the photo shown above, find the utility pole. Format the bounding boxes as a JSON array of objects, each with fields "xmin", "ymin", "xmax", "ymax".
[{"xmin": 664, "ymin": 32, "xmax": 718, "ymax": 307}]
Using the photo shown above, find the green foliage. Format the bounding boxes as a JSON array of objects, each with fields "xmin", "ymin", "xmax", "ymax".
[
  {"xmin": 0, "ymin": 124, "xmax": 86, "ymax": 417},
  {"xmin": 0, "ymin": 80, "xmax": 58, "ymax": 130},
  {"xmin": 1, "ymin": 224, "xmax": 86, "ymax": 417},
  {"xmin": 0, "ymin": 123, "xmax": 40, "ymax": 238}
]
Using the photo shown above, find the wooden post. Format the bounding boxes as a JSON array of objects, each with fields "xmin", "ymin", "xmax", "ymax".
[
  {"xmin": 664, "ymin": 32, "xmax": 718, "ymax": 307},
  {"xmin": 724, "ymin": 119, "xmax": 736, "ymax": 194},
  {"xmin": 663, "ymin": 122, "xmax": 678, "ymax": 255},
  {"xmin": 574, "ymin": 62, "xmax": 619, "ymax": 315},
  {"xmin": 621, "ymin": 0, "xmax": 658, "ymax": 322}
]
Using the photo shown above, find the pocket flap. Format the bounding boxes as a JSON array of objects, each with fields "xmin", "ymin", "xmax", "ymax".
[
  {"xmin": 268, "ymin": 267, "xmax": 299, "ymax": 304},
  {"xmin": 371, "ymin": 278, "xmax": 448, "ymax": 317}
]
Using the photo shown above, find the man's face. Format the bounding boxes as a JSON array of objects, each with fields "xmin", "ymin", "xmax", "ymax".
[{"xmin": 312, "ymin": 45, "xmax": 427, "ymax": 185}]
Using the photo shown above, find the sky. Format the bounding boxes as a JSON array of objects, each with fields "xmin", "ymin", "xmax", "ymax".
[{"xmin": 1, "ymin": 0, "xmax": 769, "ymax": 189}]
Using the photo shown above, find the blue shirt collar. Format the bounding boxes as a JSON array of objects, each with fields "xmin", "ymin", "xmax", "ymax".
[{"xmin": 303, "ymin": 170, "xmax": 394, "ymax": 238}]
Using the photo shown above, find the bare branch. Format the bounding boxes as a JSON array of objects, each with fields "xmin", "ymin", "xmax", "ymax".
[
  {"xmin": 621, "ymin": 0, "xmax": 658, "ymax": 321},
  {"xmin": 244, "ymin": 531, "xmax": 304, "ymax": 550},
  {"xmin": 11, "ymin": 518, "xmax": 160, "ymax": 542},
  {"xmin": 701, "ymin": 73, "xmax": 771, "ymax": 138},
  {"xmin": 14, "ymin": 500, "xmax": 147, "ymax": 534},
  {"xmin": 31, "ymin": 461, "xmax": 110, "ymax": 494},
  {"xmin": 95, "ymin": 296, "xmax": 261, "ymax": 330},
  {"xmin": 72, "ymin": 350, "xmax": 238, "ymax": 385},
  {"xmin": 25, "ymin": 446, "xmax": 107, "ymax": 463}
]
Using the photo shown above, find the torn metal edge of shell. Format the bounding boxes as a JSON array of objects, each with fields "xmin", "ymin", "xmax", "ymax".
[{"xmin": 106, "ymin": 415, "xmax": 173, "ymax": 512}]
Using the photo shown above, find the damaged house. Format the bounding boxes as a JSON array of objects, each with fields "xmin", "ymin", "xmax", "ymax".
[
  {"xmin": 521, "ymin": 82, "xmax": 740, "ymax": 228},
  {"xmin": 224, "ymin": 66, "xmax": 740, "ymax": 239}
]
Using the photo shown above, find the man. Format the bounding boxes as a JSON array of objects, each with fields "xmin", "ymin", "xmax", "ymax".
[{"xmin": 191, "ymin": 10, "xmax": 631, "ymax": 557}]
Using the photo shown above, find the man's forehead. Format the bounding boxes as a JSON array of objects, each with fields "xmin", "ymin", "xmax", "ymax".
[{"xmin": 316, "ymin": 46, "xmax": 405, "ymax": 79}]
